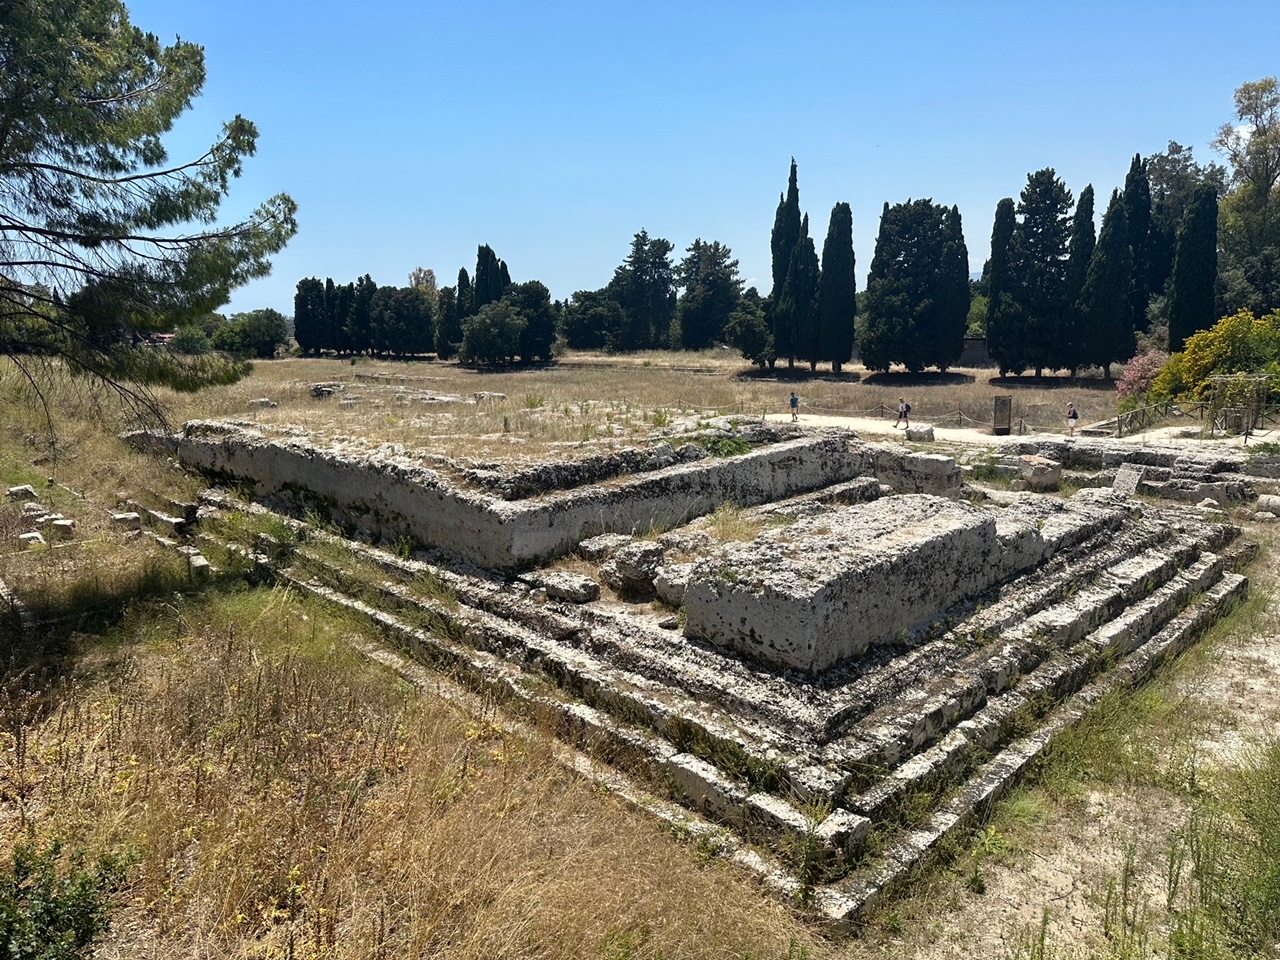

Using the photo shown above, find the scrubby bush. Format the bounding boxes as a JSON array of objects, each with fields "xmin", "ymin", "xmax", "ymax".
[
  {"xmin": 1151, "ymin": 309, "xmax": 1280, "ymax": 400},
  {"xmin": 1115, "ymin": 348, "xmax": 1169, "ymax": 410}
]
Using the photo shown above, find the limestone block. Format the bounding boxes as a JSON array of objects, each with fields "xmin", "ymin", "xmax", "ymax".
[
  {"xmin": 1197, "ymin": 498, "xmax": 1221, "ymax": 509},
  {"xmin": 601, "ymin": 541, "xmax": 664, "ymax": 597},
  {"xmin": 21, "ymin": 502, "xmax": 46, "ymax": 517},
  {"xmin": 18, "ymin": 532, "xmax": 45, "ymax": 549},
  {"xmin": 535, "ymin": 572, "xmax": 599, "ymax": 604},
  {"xmin": 658, "ymin": 615, "xmax": 680, "ymax": 629},
  {"xmin": 683, "ymin": 495, "xmax": 1002, "ymax": 674},
  {"xmin": 6, "ymin": 485, "xmax": 37, "ymax": 501},
  {"xmin": 1256, "ymin": 493, "xmax": 1280, "ymax": 514},
  {"xmin": 1253, "ymin": 511, "xmax": 1277, "ymax": 522},
  {"xmin": 247, "ymin": 397, "xmax": 278, "ymax": 408},
  {"xmin": 50, "ymin": 518, "xmax": 76, "ymax": 539},
  {"xmin": 579, "ymin": 533, "xmax": 633, "ymax": 562},
  {"xmin": 310, "ymin": 382, "xmax": 341, "ymax": 398},
  {"xmin": 904, "ymin": 425, "xmax": 935, "ymax": 442},
  {"xmin": 654, "ymin": 563, "xmax": 694, "ymax": 607},
  {"xmin": 146, "ymin": 509, "xmax": 186, "ymax": 536},
  {"xmin": 188, "ymin": 555, "xmax": 212, "ymax": 580},
  {"xmin": 473, "ymin": 391, "xmax": 507, "ymax": 403},
  {"xmin": 1113, "ymin": 463, "xmax": 1147, "ymax": 497},
  {"xmin": 111, "ymin": 511, "xmax": 142, "ymax": 531},
  {"xmin": 1019, "ymin": 455, "xmax": 1062, "ymax": 491}
]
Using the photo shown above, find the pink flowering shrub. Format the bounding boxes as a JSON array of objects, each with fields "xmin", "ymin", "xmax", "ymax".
[{"xmin": 1116, "ymin": 349, "xmax": 1170, "ymax": 405}]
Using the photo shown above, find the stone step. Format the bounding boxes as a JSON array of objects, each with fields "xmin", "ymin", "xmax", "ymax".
[{"xmin": 814, "ymin": 571, "xmax": 1248, "ymax": 931}]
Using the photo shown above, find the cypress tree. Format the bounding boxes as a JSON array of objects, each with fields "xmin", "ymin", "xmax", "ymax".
[
  {"xmin": 473, "ymin": 245, "xmax": 506, "ymax": 311},
  {"xmin": 332, "ymin": 282, "xmax": 354, "ymax": 354},
  {"xmin": 456, "ymin": 268, "xmax": 473, "ymax": 317},
  {"xmin": 292, "ymin": 277, "xmax": 324, "ymax": 355},
  {"xmin": 776, "ymin": 214, "xmax": 819, "ymax": 369},
  {"xmin": 770, "ymin": 160, "xmax": 803, "ymax": 363},
  {"xmin": 435, "ymin": 286, "xmax": 460, "ymax": 359},
  {"xmin": 347, "ymin": 273, "xmax": 376, "ymax": 354},
  {"xmin": 1168, "ymin": 184, "xmax": 1220, "ymax": 352},
  {"xmin": 1123, "ymin": 154, "xmax": 1153, "ymax": 330},
  {"xmin": 322, "ymin": 277, "xmax": 338, "ymax": 353},
  {"xmin": 816, "ymin": 202, "xmax": 856, "ymax": 372},
  {"xmin": 1063, "ymin": 184, "xmax": 1097, "ymax": 374},
  {"xmin": 985, "ymin": 198, "xmax": 1025, "ymax": 374},
  {"xmin": 770, "ymin": 158, "xmax": 802, "ymax": 298},
  {"xmin": 1077, "ymin": 189, "xmax": 1135, "ymax": 380},
  {"xmin": 936, "ymin": 205, "xmax": 971, "ymax": 373}
]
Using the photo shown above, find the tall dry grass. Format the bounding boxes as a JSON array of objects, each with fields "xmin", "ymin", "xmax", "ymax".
[{"xmin": 3, "ymin": 587, "xmax": 829, "ymax": 959}]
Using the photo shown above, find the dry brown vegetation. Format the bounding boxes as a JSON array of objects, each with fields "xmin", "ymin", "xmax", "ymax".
[{"xmin": 1, "ymin": 352, "xmax": 1276, "ymax": 959}]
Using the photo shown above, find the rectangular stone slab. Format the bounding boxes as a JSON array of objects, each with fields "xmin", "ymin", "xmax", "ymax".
[{"xmin": 683, "ymin": 495, "xmax": 1000, "ymax": 674}]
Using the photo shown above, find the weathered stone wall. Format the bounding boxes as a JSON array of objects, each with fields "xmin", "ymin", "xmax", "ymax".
[{"xmin": 143, "ymin": 422, "xmax": 958, "ymax": 569}]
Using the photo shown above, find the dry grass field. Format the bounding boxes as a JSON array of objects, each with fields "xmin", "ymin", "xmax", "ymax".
[{"xmin": 2, "ymin": 351, "xmax": 1278, "ymax": 959}]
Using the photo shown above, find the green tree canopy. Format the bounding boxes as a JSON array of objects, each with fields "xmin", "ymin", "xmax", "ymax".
[
  {"xmin": 609, "ymin": 230, "xmax": 675, "ymax": 350},
  {"xmin": 858, "ymin": 199, "xmax": 967, "ymax": 373},
  {"xmin": 460, "ymin": 300, "xmax": 525, "ymax": 364},
  {"xmin": 673, "ymin": 240, "xmax": 741, "ymax": 350},
  {"xmin": 212, "ymin": 308, "xmax": 290, "ymax": 360},
  {"xmin": 0, "ymin": 0, "xmax": 296, "ymax": 418},
  {"xmin": 724, "ymin": 287, "xmax": 771, "ymax": 368},
  {"xmin": 1011, "ymin": 168, "xmax": 1074, "ymax": 376},
  {"xmin": 560, "ymin": 288, "xmax": 622, "ymax": 350}
]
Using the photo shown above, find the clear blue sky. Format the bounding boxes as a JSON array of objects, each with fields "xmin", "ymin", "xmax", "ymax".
[{"xmin": 126, "ymin": 0, "xmax": 1280, "ymax": 317}]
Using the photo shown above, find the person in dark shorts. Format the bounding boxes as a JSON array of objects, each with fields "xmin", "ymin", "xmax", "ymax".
[
  {"xmin": 895, "ymin": 397, "xmax": 910, "ymax": 428},
  {"xmin": 789, "ymin": 392, "xmax": 799, "ymax": 421},
  {"xmin": 1067, "ymin": 402, "xmax": 1079, "ymax": 436}
]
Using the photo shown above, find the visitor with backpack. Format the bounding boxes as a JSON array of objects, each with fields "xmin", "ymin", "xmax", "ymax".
[
  {"xmin": 895, "ymin": 397, "xmax": 911, "ymax": 429},
  {"xmin": 789, "ymin": 391, "xmax": 799, "ymax": 422}
]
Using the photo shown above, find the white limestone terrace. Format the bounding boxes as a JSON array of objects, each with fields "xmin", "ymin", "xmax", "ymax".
[{"xmin": 127, "ymin": 418, "xmax": 962, "ymax": 570}]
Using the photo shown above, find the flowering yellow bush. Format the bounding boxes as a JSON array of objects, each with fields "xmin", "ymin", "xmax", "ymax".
[{"xmin": 1151, "ymin": 310, "xmax": 1280, "ymax": 400}]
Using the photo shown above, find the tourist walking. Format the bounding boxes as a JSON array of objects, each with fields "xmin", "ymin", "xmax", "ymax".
[
  {"xmin": 789, "ymin": 392, "xmax": 799, "ymax": 422},
  {"xmin": 1066, "ymin": 402, "xmax": 1079, "ymax": 436},
  {"xmin": 895, "ymin": 396, "xmax": 910, "ymax": 429}
]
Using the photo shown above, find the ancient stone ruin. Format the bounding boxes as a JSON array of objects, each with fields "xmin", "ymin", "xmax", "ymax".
[{"xmin": 126, "ymin": 416, "xmax": 1263, "ymax": 928}]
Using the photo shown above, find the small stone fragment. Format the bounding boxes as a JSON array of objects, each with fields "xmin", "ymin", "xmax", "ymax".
[
  {"xmin": 1253, "ymin": 511, "xmax": 1277, "ymax": 522},
  {"xmin": 658, "ymin": 615, "xmax": 680, "ymax": 630},
  {"xmin": 1018, "ymin": 455, "xmax": 1062, "ymax": 491},
  {"xmin": 188, "ymin": 555, "xmax": 212, "ymax": 579},
  {"xmin": 21, "ymin": 502, "xmax": 45, "ymax": 517},
  {"xmin": 473, "ymin": 391, "xmax": 507, "ymax": 403},
  {"xmin": 6, "ymin": 484, "xmax": 38, "ymax": 501},
  {"xmin": 578, "ymin": 533, "xmax": 633, "ymax": 562},
  {"xmin": 248, "ymin": 397, "xmax": 278, "ymax": 408},
  {"xmin": 18, "ymin": 532, "xmax": 45, "ymax": 549},
  {"xmin": 1196, "ymin": 498, "xmax": 1221, "ymax": 509},
  {"xmin": 50, "ymin": 518, "xmax": 77, "ymax": 539}
]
